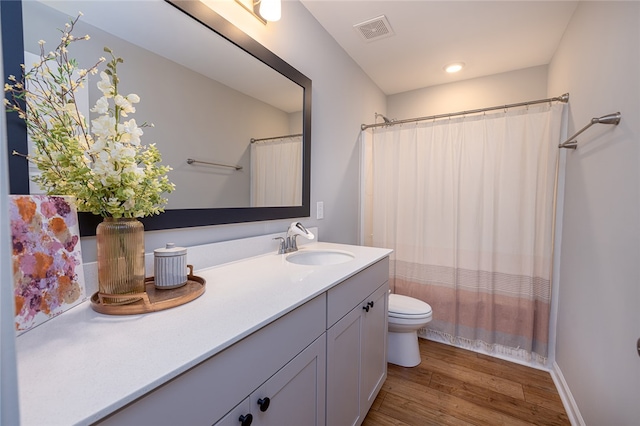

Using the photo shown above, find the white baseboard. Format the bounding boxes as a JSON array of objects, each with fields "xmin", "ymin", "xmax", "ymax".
[{"xmin": 549, "ymin": 361, "xmax": 585, "ymax": 426}]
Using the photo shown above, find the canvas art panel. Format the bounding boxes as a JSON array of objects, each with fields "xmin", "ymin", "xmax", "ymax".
[{"xmin": 9, "ymin": 195, "xmax": 86, "ymax": 334}]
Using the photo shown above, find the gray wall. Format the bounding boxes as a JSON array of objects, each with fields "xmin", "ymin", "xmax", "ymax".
[
  {"xmin": 548, "ymin": 1, "xmax": 640, "ymax": 424},
  {"xmin": 387, "ymin": 65, "xmax": 548, "ymax": 119}
]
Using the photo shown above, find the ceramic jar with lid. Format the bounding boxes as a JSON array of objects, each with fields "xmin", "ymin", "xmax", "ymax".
[{"xmin": 154, "ymin": 243, "xmax": 188, "ymax": 289}]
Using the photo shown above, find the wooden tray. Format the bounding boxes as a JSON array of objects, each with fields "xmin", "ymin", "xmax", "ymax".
[{"xmin": 90, "ymin": 275, "xmax": 206, "ymax": 315}]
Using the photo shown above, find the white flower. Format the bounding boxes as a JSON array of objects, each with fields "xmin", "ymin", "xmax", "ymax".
[
  {"xmin": 114, "ymin": 94, "xmax": 135, "ymax": 116},
  {"xmin": 97, "ymin": 72, "xmax": 113, "ymax": 97},
  {"xmin": 106, "ymin": 197, "xmax": 121, "ymax": 208},
  {"xmin": 126, "ymin": 93, "xmax": 140, "ymax": 104},
  {"xmin": 110, "ymin": 143, "xmax": 136, "ymax": 162},
  {"xmin": 123, "ymin": 197, "xmax": 135, "ymax": 210},
  {"xmin": 91, "ymin": 115, "xmax": 116, "ymax": 139},
  {"xmin": 88, "ymin": 136, "xmax": 107, "ymax": 155},
  {"xmin": 119, "ymin": 119, "xmax": 143, "ymax": 145},
  {"xmin": 92, "ymin": 152, "xmax": 126, "ymax": 186},
  {"xmin": 90, "ymin": 96, "xmax": 109, "ymax": 114}
]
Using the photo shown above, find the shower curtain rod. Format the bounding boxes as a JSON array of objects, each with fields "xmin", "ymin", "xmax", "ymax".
[
  {"xmin": 250, "ymin": 133, "xmax": 303, "ymax": 143},
  {"xmin": 360, "ymin": 93, "xmax": 569, "ymax": 130}
]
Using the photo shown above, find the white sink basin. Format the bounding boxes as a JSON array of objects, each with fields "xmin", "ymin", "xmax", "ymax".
[{"xmin": 286, "ymin": 249, "xmax": 355, "ymax": 266}]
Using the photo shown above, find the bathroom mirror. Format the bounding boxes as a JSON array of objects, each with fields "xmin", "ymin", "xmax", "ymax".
[{"xmin": 2, "ymin": 0, "xmax": 311, "ymax": 235}]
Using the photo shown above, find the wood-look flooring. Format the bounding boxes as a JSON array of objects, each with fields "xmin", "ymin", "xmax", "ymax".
[{"xmin": 363, "ymin": 339, "xmax": 570, "ymax": 426}]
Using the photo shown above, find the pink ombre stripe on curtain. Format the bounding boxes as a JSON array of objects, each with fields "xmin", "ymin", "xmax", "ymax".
[{"xmin": 363, "ymin": 103, "xmax": 565, "ymax": 361}]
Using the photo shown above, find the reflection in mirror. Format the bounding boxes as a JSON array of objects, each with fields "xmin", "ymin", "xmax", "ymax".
[
  {"xmin": 4, "ymin": 0, "xmax": 311, "ymax": 235},
  {"xmin": 250, "ymin": 133, "xmax": 303, "ymax": 206}
]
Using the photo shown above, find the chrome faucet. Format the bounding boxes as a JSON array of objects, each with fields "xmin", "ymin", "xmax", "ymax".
[{"xmin": 274, "ymin": 222, "xmax": 315, "ymax": 254}]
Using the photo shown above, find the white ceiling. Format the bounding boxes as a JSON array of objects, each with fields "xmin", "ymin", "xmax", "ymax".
[{"xmin": 300, "ymin": 0, "xmax": 579, "ymax": 95}]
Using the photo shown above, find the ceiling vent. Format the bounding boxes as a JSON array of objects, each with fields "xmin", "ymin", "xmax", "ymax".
[{"xmin": 353, "ymin": 15, "xmax": 395, "ymax": 42}]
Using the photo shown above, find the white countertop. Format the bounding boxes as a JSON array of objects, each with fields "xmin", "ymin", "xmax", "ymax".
[{"xmin": 16, "ymin": 241, "xmax": 391, "ymax": 426}]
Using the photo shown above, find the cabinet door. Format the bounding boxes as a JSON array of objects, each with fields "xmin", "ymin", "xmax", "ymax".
[
  {"xmin": 326, "ymin": 303, "xmax": 363, "ymax": 426},
  {"xmin": 360, "ymin": 283, "xmax": 388, "ymax": 414},
  {"xmin": 252, "ymin": 335, "xmax": 326, "ymax": 426},
  {"xmin": 327, "ymin": 282, "xmax": 389, "ymax": 426},
  {"xmin": 216, "ymin": 398, "xmax": 253, "ymax": 426}
]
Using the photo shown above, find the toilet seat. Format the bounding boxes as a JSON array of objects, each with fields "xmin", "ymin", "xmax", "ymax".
[{"xmin": 389, "ymin": 294, "xmax": 432, "ymax": 320}]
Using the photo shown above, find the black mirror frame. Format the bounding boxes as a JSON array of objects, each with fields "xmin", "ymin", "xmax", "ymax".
[{"xmin": 2, "ymin": 0, "xmax": 311, "ymax": 236}]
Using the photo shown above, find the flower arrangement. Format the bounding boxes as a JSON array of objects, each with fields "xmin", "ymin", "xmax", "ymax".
[{"xmin": 4, "ymin": 13, "xmax": 174, "ymax": 218}]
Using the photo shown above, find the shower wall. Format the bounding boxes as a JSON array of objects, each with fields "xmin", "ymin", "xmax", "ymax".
[
  {"xmin": 547, "ymin": 1, "xmax": 640, "ymax": 425},
  {"xmin": 387, "ymin": 65, "xmax": 548, "ymax": 120}
]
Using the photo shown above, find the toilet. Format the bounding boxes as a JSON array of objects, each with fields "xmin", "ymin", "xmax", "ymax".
[{"xmin": 387, "ymin": 293, "xmax": 433, "ymax": 367}]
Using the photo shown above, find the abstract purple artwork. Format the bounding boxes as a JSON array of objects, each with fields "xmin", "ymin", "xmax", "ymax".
[{"xmin": 9, "ymin": 195, "xmax": 86, "ymax": 335}]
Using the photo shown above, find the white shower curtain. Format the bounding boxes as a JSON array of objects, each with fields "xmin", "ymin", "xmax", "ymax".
[
  {"xmin": 250, "ymin": 136, "xmax": 302, "ymax": 207},
  {"xmin": 362, "ymin": 103, "xmax": 565, "ymax": 361}
]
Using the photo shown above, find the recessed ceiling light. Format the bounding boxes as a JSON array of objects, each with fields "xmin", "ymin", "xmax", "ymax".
[{"xmin": 444, "ymin": 62, "xmax": 465, "ymax": 73}]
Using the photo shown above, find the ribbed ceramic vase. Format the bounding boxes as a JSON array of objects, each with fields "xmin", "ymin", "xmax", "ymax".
[{"xmin": 96, "ymin": 217, "xmax": 145, "ymax": 304}]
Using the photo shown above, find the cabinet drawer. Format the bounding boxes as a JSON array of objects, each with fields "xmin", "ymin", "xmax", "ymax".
[
  {"xmin": 327, "ymin": 257, "xmax": 389, "ymax": 328},
  {"xmin": 98, "ymin": 293, "xmax": 326, "ymax": 426}
]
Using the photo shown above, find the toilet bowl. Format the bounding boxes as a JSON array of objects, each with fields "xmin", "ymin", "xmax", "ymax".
[{"xmin": 388, "ymin": 293, "xmax": 433, "ymax": 367}]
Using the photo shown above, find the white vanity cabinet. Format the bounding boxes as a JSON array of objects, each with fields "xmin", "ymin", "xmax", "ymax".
[
  {"xmin": 95, "ymin": 255, "xmax": 390, "ymax": 426},
  {"xmin": 97, "ymin": 294, "xmax": 326, "ymax": 426},
  {"xmin": 326, "ymin": 258, "xmax": 389, "ymax": 426}
]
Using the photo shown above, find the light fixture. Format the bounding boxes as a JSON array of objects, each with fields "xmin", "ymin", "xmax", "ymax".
[
  {"xmin": 258, "ymin": 0, "xmax": 281, "ymax": 22},
  {"xmin": 235, "ymin": 0, "xmax": 281, "ymax": 24},
  {"xmin": 444, "ymin": 62, "xmax": 465, "ymax": 73}
]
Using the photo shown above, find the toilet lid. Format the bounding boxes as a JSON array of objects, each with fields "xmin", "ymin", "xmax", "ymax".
[{"xmin": 388, "ymin": 294, "xmax": 432, "ymax": 318}]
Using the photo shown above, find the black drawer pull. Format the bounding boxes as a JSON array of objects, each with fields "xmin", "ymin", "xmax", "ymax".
[
  {"xmin": 239, "ymin": 413, "xmax": 253, "ymax": 426},
  {"xmin": 257, "ymin": 397, "xmax": 271, "ymax": 412}
]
